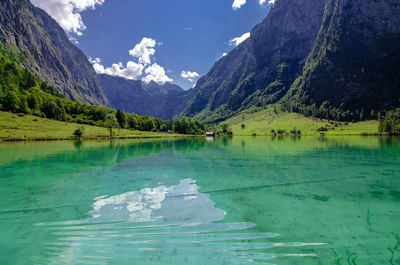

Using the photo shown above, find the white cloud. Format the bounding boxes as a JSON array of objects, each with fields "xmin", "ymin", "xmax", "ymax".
[
  {"xmin": 31, "ymin": 0, "xmax": 104, "ymax": 36},
  {"xmin": 232, "ymin": 0, "xmax": 246, "ymax": 9},
  {"xmin": 90, "ymin": 38, "xmax": 171, "ymax": 84},
  {"xmin": 89, "ymin": 57, "xmax": 105, "ymax": 73},
  {"xmin": 129, "ymin": 37, "xmax": 157, "ymax": 65},
  {"xmin": 229, "ymin": 32, "xmax": 250, "ymax": 46},
  {"xmin": 142, "ymin": 63, "xmax": 173, "ymax": 84},
  {"xmin": 90, "ymin": 58, "xmax": 144, "ymax": 80},
  {"xmin": 181, "ymin": 71, "xmax": 200, "ymax": 82},
  {"xmin": 233, "ymin": 0, "xmax": 273, "ymax": 9}
]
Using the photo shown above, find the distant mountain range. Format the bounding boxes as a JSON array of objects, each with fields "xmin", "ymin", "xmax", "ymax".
[
  {"xmin": 1, "ymin": 0, "xmax": 399, "ymax": 122},
  {"xmin": 98, "ymin": 74, "xmax": 194, "ymax": 120}
]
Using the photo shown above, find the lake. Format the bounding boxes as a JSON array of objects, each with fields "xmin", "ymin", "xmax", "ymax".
[{"xmin": 0, "ymin": 136, "xmax": 399, "ymax": 265}]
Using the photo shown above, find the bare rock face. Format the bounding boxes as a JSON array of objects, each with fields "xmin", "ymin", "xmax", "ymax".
[
  {"xmin": 0, "ymin": 0, "xmax": 109, "ymax": 106},
  {"xmin": 285, "ymin": 0, "xmax": 400, "ymax": 115},
  {"xmin": 183, "ymin": 0, "xmax": 328, "ymax": 122},
  {"xmin": 183, "ymin": 0, "xmax": 400, "ymax": 122}
]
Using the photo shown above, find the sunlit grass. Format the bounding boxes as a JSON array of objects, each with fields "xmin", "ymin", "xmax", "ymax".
[
  {"xmin": 0, "ymin": 111, "xmax": 183, "ymax": 140},
  {"xmin": 222, "ymin": 108, "xmax": 379, "ymax": 136}
]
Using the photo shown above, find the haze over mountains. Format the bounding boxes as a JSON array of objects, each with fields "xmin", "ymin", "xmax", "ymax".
[
  {"xmin": 98, "ymin": 74, "xmax": 194, "ymax": 120},
  {"xmin": 1, "ymin": 0, "xmax": 399, "ymax": 122}
]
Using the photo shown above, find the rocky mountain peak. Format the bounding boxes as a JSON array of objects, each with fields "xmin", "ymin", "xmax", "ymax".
[{"xmin": 0, "ymin": 0, "xmax": 108, "ymax": 106}]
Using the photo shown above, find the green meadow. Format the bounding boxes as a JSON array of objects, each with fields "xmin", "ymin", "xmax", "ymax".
[
  {"xmin": 222, "ymin": 108, "xmax": 379, "ymax": 136},
  {"xmin": 0, "ymin": 111, "xmax": 183, "ymax": 141}
]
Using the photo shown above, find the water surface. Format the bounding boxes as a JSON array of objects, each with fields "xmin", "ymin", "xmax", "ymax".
[{"xmin": 0, "ymin": 136, "xmax": 399, "ymax": 264}]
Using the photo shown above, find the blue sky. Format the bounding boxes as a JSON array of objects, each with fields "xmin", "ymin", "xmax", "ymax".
[{"xmin": 32, "ymin": 0, "xmax": 272, "ymax": 89}]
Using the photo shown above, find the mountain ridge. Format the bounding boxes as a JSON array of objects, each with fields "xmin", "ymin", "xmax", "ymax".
[
  {"xmin": 182, "ymin": 0, "xmax": 400, "ymax": 123},
  {"xmin": 98, "ymin": 74, "xmax": 194, "ymax": 120},
  {"xmin": 182, "ymin": 0, "xmax": 328, "ymax": 122},
  {"xmin": 0, "ymin": 0, "xmax": 108, "ymax": 106},
  {"xmin": 282, "ymin": 0, "xmax": 400, "ymax": 120}
]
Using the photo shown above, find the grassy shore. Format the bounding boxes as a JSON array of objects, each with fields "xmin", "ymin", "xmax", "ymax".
[
  {"xmin": 221, "ymin": 108, "xmax": 380, "ymax": 136},
  {"xmin": 0, "ymin": 111, "xmax": 185, "ymax": 141},
  {"xmin": 0, "ymin": 109, "xmax": 382, "ymax": 141}
]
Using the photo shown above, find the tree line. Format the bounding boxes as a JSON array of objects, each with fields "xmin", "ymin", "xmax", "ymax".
[
  {"xmin": 378, "ymin": 109, "xmax": 400, "ymax": 134},
  {"xmin": 281, "ymin": 100, "xmax": 378, "ymax": 122},
  {"xmin": 0, "ymin": 54, "xmax": 205, "ymax": 135}
]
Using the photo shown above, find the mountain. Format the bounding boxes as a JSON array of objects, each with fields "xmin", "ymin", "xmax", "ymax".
[
  {"xmin": 183, "ymin": 0, "xmax": 400, "ymax": 123},
  {"xmin": 283, "ymin": 0, "xmax": 400, "ymax": 120},
  {"xmin": 98, "ymin": 74, "xmax": 194, "ymax": 120},
  {"xmin": 0, "ymin": 0, "xmax": 108, "ymax": 106}
]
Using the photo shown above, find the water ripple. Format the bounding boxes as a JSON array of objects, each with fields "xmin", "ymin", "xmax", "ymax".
[{"xmin": 38, "ymin": 179, "xmax": 326, "ymax": 264}]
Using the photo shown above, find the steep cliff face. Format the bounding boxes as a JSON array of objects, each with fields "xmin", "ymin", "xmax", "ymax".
[
  {"xmin": 183, "ymin": 0, "xmax": 328, "ymax": 122},
  {"xmin": 183, "ymin": 0, "xmax": 400, "ymax": 122},
  {"xmin": 0, "ymin": 0, "xmax": 108, "ymax": 106},
  {"xmin": 98, "ymin": 74, "xmax": 194, "ymax": 120},
  {"xmin": 284, "ymin": 0, "xmax": 400, "ymax": 115}
]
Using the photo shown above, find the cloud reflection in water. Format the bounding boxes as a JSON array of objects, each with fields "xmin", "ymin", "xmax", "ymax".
[
  {"xmin": 42, "ymin": 179, "xmax": 325, "ymax": 264},
  {"xmin": 89, "ymin": 179, "xmax": 226, "ymax": 225}
]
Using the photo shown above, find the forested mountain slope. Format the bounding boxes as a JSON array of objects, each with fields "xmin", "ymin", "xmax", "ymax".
[
  {"xmin": 0, "ymin": 0, "xmax": 108, "ymax": 106},
  {"xmin": 282, "ymin": 0, "xmax": 400, "ymax": 120},
  {"xmin": 182, "ymin": 0, "xmax": 400, "ymax": 123}
]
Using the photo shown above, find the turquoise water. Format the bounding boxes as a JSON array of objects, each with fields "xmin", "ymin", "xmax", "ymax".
[{"xmin": 0, "ymin": 136, "xmax": 399, "ymax": 265}]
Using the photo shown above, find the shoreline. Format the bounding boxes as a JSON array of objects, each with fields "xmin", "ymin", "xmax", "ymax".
[
  {"xmin": 230, "ymin": 133, "xmax": 396, "ymax": 137},
  {"xmin": 0, "ymin": 134, "xmax": 197, "ymax": 142},
  {"xmin": 2, "ymin": 133, "xmax": 398, "ymax": 142}
]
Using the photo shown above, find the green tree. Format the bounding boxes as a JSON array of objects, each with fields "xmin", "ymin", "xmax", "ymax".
[
  {"xmin": 359, "ymin": 108, "xmax": 364, "ymax": 121},
  {"xmin": 127, "ymin": 115, "xmax": 138, "ymax": 129},
  {"xmin": 116, "ymin": 110, "xmax": 127, "ymax": 128},
  {"xmin": 221, "ymin": 124, "xmax": 229, "ymax": 134},
  {"xmin": 173, "ymin": 117, "xmax": 205, "ymax": 135},
  {"xmin": 3, "ymin": 90, "xmax": 19, "ymax": 112},
  {"xmin": 104, "ymin": 113, "xmax": 119, "ymax": 137},
  {"xmin": 73, "ymin": 126, "xmax": 85, "ymax": 138},
  {"xmin": 165, "ymin": 117, "xmax": 173, "ymax": 131},
  {"xmin": 18, "ymin": 95, "xmax": 30, "ymax": 114},
  {"xmin": 370, "ymin": 110, "xmax": 375, "ymax": 119},
  {"xmin": 27, "ymin": 93, "xmax": 40, "ymax": 111},
  {"xmin": 139, "ymin": 116, "xmax": 156, "ymax": 131}
]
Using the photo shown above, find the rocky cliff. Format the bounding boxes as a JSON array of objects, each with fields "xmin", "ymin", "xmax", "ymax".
[
  {"xmin": 0, "ymin": 0, "xmax": 108, "ymax": 106},
  {"xmin": 183, "ymin": 0, "xmax": 400, "ymax": 122},
  {"xmin": 183, "ymin": 0, "xmax": 328, "ymax": 122},
  {"xmin": 283, "ymin": 0, "xmax": 400, "ymax": 119}
]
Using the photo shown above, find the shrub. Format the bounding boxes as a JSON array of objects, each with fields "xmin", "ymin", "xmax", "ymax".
[
  {"xmin": 221, "ymin": 123, "xmax": 229, "ymax": 134},
  {"xmin": 73, "ymin": 126, "xmax": 85, "ymax": 138},
  {"xmin": 277, "ymin": 129, "xmax": 285, "ymax": 134}
]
